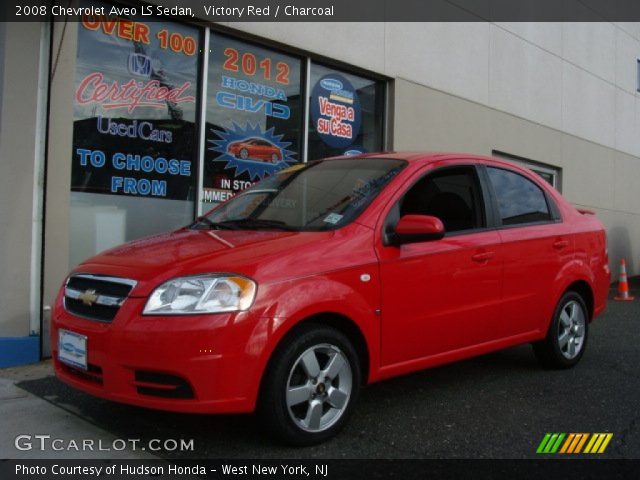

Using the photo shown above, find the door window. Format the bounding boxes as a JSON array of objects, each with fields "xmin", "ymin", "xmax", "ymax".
[
  {"xmin": 487, "ymin": 167, "xmax": 552, "ymax": 226},
  {"xmin": 399, "ymin": 167, "xmax": 485, "ymax": 233}
]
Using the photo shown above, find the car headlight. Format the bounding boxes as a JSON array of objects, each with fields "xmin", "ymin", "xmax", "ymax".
[{"xmin": 143, "ymin": 275, "xmax": 256, "ymax": 315}]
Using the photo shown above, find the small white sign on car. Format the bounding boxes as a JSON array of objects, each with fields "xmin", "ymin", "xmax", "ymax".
[{"xmin": 58, "ymin": 329, "xmax": 87, "ymax": 370}]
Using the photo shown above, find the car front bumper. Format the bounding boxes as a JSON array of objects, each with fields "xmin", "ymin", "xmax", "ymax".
[{"xmin": 51, "ymin": 292, "xmax": 268, "ymax": 414}]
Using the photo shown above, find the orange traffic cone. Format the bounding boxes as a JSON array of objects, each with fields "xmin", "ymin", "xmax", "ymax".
[{"xmin": 614, "ymin": 259, "xmax": 635, "ymax": 301}]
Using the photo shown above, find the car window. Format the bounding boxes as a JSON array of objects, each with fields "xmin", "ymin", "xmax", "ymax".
[
  {"xmin": 399, "ymin": 167, "xmax": 485, "ymax": 232},
  {"xmin": 199, "ymin": 158, "xmax": 406, "ymax": 231},
  {"xmin": 487, "ymin": 167, "xmax": 552, "ymax": 226}
]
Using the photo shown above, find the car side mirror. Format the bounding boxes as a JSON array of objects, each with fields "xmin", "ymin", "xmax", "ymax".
[{"xmin": 388, "ymin": 215, "xmax": 445, "ymax": 246}]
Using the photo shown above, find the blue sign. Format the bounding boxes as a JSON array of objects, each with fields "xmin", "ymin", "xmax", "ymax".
[
  {"xmin": 208, "ymin": 123, "xmax": 296, "ymax": 180},
  {"xmin": 310, "ymin": 74, "xmax": 362, "ymax": 149}
]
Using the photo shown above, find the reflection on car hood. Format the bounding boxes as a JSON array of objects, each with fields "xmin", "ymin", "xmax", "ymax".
[{"xmin": 76, "ymin": 228, "xmax": 335, "ymax": 295}]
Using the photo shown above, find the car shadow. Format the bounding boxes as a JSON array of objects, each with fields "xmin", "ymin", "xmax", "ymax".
[{"xmin": 16, "ymin": 344, "xmax": 542, "ymax": 458}]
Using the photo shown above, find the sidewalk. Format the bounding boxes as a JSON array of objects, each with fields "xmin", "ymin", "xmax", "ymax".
[{"xmin": 0, "ymin": 360, "xmax": 156, "ymax": 459}]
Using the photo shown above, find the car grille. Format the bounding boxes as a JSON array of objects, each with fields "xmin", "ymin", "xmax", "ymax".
[{"xmin": 64, "ymin": 274, "xmax": 137, "ymax": 322}]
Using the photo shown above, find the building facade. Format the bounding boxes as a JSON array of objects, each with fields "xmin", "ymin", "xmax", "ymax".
[{"xmin": 1, "ymin": 13, "xmax": 639, "ymax": 366}]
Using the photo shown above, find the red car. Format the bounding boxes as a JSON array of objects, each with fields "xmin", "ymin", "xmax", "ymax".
[
  {"xmin": 52, "ymin": 153, "xmax": 610, "ymax": 445},
  {"xmin": 227, "ymin": 137, "xmax": 282, "ymax": 163}
]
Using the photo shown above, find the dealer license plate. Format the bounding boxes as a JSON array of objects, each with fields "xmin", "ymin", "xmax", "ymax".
[{"xmin": 58, "ymin": 329, "xmax": 87, "ymax": 370}]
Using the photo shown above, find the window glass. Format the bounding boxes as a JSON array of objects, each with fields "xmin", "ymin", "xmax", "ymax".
[
  {"xmin": 400, "ymin": 168, "xmax": 484, "ymax": 232},
  {"xmin": 308, "ymin": 63, "xmax": 384, "ymax": 160},
  {"xmin": 69, "ymin": 4, "xmax": 200, "ymax": 266},
  {"xmin": 198, "ymin": 158, "xmax": 405, "ymax": 231},
  {"xmin": 203, "ymin": 33, "xmax": 303, "ymax": 207},
  {"xmin": 487, "ymin": 167, "xmax": 552, "ymax": 226}
]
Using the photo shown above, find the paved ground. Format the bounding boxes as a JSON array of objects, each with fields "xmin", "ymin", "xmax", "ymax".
[{"xmin": 4, "ymin": 285, "xmax": 640, "ymax": 459}]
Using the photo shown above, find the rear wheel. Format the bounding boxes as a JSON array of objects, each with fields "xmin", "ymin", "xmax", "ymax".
[
  {"xmin": 240, "ymin": 148, "xmax": 249, "ymax": 159},
  {"xmin": 257, "ymin": 325, "xmax": 361, "ymax": 445},
  {"xmin": 533, "ymin": 291, "xmax": 588, "ymax": 369}
]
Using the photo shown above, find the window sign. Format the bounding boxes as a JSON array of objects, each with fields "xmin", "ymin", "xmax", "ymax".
[
  {"xmin": 203, "ymin": 33, "xmax": 303, "ymax": 205},
  {"xmin": 72, "ymin": 5, "xmax": 200, "ymax": 200},
  {"xmin": 308, "ymin": 63, "xmax": 384, "ymax": 160},
  {"xmin": 310, "ymin": 74, "xmax": 362, "ymax": 149},
  {"xmin": 68, "ymin": 1, "xmax": 201, "ymax": 267}
]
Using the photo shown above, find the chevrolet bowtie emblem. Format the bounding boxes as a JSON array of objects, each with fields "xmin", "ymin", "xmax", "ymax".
[{"xmin": 78, "ymin": 289, "xmax": 98, "ymax": 306}]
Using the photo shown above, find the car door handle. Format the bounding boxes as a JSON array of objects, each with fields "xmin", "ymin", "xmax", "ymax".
[
  {"xmin": 553, "ymin": 239, "xmax": 570, "ymax": 250},
  {"xmin": 471, "ymin": 252, "xmax": 495, "ymax": 263}
]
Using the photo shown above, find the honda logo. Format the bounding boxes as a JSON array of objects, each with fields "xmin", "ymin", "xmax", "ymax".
[{"xmin": 128, "ymin": 53, "xmax": 152, "ymax": 78}]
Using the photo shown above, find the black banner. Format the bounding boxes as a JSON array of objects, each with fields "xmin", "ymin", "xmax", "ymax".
[
  {"xmin": 4, "ymin": 0, "xmax": 640, "ymax": 22},
  {"xmin": 2, "ymin": 459, "xmax": 640, "ymax": 480}
]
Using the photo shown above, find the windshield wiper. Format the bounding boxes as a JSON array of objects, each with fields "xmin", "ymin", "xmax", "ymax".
[
  {"xmin": 192, "ymin": 217, "xmax": 236, "ymax": 230},
  {"xmin": 216, "ymin": 218, "xmax": 296, "ymax": 231}
]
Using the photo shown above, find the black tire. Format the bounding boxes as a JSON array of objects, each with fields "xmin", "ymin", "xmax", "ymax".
[
  {"xmin": 533, "ymin": 291, "xmax": 589, "ymax": 369},
  {"xmin": 257, "ymin": 324, "xmax": 361, "ymax": 446},
  {"xmin": 240, "ymin": 148, "xmax": 249, "ymax": 159}
]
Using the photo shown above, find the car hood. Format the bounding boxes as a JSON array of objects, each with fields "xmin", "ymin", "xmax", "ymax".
[{"xmin": 75, "ymin": 227, "xmax": 337, "ymax": 296}]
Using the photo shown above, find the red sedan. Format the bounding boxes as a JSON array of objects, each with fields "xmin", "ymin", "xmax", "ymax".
[
  {"xmin": 52, "ymin": 153, "xmax": 609, "ymax": 445},
  {"xmin": 227, "ymin": 137, "xmax": 282, "ymax": 163}
]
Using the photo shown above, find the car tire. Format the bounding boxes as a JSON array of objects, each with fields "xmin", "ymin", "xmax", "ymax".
[
  {"xmin": 240, "ymin": 148, "xmax": 249, "ymax": 159},
  {"xmin": 271, "ymin": 153, "xmax": 279, "ymax": 163},
  {"xmin": 533, "ymin": 291, "xmax": 589, "ymax": 369},
  {"xmin": 257, "ymin": 324, "xmax": 361, "ymax": 446}
]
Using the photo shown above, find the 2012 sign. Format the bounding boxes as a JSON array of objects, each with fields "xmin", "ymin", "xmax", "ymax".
[{"xmin": 223, "ymin": 47, "xmax": 290, "ymax": 85}]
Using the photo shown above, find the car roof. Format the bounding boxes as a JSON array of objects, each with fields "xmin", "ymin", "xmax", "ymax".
[{"xmin": 327, "ymin": 151, "xmax": 520, "ymax": 168}]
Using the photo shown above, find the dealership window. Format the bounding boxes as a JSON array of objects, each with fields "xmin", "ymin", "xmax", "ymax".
[
  {"xmin": 202, "ymin": 33, "xmax": 304, "ymax": 208},
  {"xmin": 64, "ymin": 5, "xmax": 386, "ymax": 267},
  {"xmin": 492, "ymin": 151, "xmax": 561, "ymax": 191},
  {"xmin": 307, "ymin": 63, "xmax": 385, "ymax": 160},
  {"xmin": 68, "ymin": 10, "xmax": 201, "ymax": 267}
]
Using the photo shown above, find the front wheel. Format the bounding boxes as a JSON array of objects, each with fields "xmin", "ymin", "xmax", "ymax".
[
  {"xmin": 533, "ymin": 291, "xmax": 589, "ymax": 369},
  {"xmin": 257, "ymin": 325, "xmax": 361, "ymax": 445}
]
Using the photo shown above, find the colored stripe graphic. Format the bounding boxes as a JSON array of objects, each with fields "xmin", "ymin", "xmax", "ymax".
[
  {"xmin": 538, "ymin": 433, "xmax": 613, "ymax": 454},
  {"xmin": 537, "ymin": 433, "xmax": 565, "ymax": 453},
  {"xmin": 584, "ymin": 433, "xmax": 614, "ymax": 454}
]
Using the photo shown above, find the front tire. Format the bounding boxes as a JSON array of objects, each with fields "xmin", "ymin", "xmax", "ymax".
[
  {"xmin": 257, "ymin": 324, "xmax": 361, "ymax": 445},
  {"xmin": 533, "ymin": 291, "xmax": 589, "ymax": 369}
]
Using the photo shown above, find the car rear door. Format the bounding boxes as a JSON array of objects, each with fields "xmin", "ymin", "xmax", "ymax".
[
  {"xmin": 376, "ymin": 162, "xmax": 504, "ymax": 367},
  {"xmin": 483, "ymin": 165, "xmax": 574, "ymax": 337}
]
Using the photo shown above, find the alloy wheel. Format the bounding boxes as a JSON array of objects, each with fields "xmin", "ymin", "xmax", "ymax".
[
  {"xmin": 285, "ymin": 343, "xmax": 352, "ymax": 432},
  {"xmin": 557, "ymin": 300, "xmax": 586, "ymax": 359}
]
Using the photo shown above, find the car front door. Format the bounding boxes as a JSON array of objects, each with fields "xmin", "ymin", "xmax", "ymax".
[{"xmin": 376, "ymin": 163, "xmax": 504, "ymax": 368}]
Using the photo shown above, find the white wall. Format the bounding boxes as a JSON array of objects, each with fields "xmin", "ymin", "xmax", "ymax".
[{"xmin": 0, "ymin": 22, "xmax": 46, "ymax": 336}]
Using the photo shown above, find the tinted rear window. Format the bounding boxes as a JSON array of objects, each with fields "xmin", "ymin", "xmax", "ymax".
[{"xmin": 487, "ymin": 167, "xmax": 552, "ymax": 226}]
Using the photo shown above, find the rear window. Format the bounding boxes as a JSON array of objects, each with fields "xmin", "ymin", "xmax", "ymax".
[{"xmin": 487, "ymin": 167, "xmax": 552, "ymax": 226}]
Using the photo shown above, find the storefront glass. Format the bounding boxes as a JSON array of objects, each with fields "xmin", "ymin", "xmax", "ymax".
[
  {"xmin": 69, "ymin": 9, "xmax": 201, "ymax": 266},
  {"xmin": 307, "ymin": 63, "xmax": 385, "ymax": 160},
  {"xmin": 202, "ymin": 33, "xmax": 303, "ymax": 209},
  {"xmin": 65, "ymin": 6, "xmax": 385, "ymax": 267}
]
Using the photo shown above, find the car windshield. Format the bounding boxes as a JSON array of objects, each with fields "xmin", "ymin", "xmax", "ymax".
[{"xmin": 195, "ymin": 158, "xmax": 406, "ymax": 231}]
